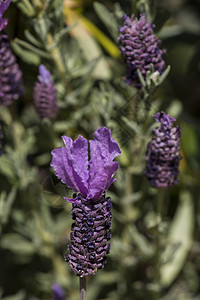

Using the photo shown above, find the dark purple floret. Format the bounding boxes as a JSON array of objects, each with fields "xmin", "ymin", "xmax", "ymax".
[
  {"xmin": 146, "ymin": 112, "xmax": 182, "ymax": 188},
  {"xmin": 66, "ymin": 194, "xmax": 112, "ymax": 277},
  {"xmin": 0, "ymin": 32, "xmax": 23, "ymax": 106},
  {"xmin": 118, "ymin": 14, "xmax": 166, "ymax": 88},
  {"xmin": 34, "ymin": 65, "xmax": 58, "ymax": 119},
  {"xmin": 52, "ymin": 283, "xmax": 66, "ymax": 300}
]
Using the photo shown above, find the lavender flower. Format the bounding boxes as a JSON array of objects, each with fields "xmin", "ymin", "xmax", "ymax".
[
  {"xmin": 118, "ymin": 14, "xmax": 166, "ymax": 88},
  {"xmin": 51, "ymin": 127, "xmax": 121, "ymax": 277},
  {"xmin": 34, "ymin": 65, "xmax": 58, "ymax": 119},
  {"xmin": 146, "ymin": 112, "xmax": 182, "ymax": 188},
  {"xmin": 0, "ymin": 0, "xmax": 23, "ymax": 106},
  {"xmin": 52, "ymin": 283, "xmax": 66, "ymax": 300}
]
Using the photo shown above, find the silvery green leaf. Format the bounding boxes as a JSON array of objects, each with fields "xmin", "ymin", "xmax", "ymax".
[
  {"xmin": 12, "ymin": 0, "xmax": 35, "ymax": 17},
  {"xmin": 11, "ymin": 41, "xmax": 40, "ymax": 65},
  {"xmin": 160, "ymin": 190, "xmax": 194, "ymax": 287},
  {"xmin": 13, "ymin": 38, "xmax": 50, "ymax": 58},
  {"xmin": 93, "ymin": 2, "xmax": 118, "ymax": 39},
  {"xmin": 24, "ymin": 29, "xmax": 43, "ymax": 47},
  {"xmin": 0, "ymin": 189, "xmax": 16, "ymax": 229},
  {"xmin": 55, "ymin": 23, "xmax": 78, "ymax": 44}
]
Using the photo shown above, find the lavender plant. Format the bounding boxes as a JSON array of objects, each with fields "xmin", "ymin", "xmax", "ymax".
[
  {"xmin": 0, "ymin": 0, "xmax": 23, "ymax": 106},
  {"xmin": 34, "ymin": 65, "xmax": 58, "ymax": 119},
  {"xmin": 51, "ymin": 127, "xmax": 121, "ymax": 298}
]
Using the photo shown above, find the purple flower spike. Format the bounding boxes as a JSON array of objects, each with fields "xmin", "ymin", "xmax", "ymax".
[
  {"xmin": 52, "ymin": 283, "xmax": 66, "ymax": 300},
  {"xmin": 0, "ymin": 33, "xmax": 23, "ymax": 106},
  {"xmin": 0, "ymin": 0, "xmax": 11, "ymax": 31},
  {"xmin": 34, "ymin": 65, "xmax": 58, "ymax": 119},
  {"xmin": 146, "ymin": 112, "xmax": 182, "ymax": 188},
  {"xmin": 118, "ymin": 14, "xmax": 166, "ymax": 88},
  {"xmin": 51, "ymin": 127, "xmax": 121, "ymax": 276}
]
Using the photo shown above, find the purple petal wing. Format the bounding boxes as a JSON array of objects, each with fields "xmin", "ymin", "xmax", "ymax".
[
  {"xmin": 51, "ymin": 146, "xmax": 79, "ymax": 192},
  {"xmin": 0, "ymin": 0, "xmax": 11, "ymax": 17},
  {"xmin": 51, "ymin": 135, "xmax": 89, "ymax": 198},
  {"xmin": 88, "ymin": 127, "xmax": 121, "ymax": 200},
  {"xmin": 71, "ymin": 135, "xmax": 89, "ymax": 196}
]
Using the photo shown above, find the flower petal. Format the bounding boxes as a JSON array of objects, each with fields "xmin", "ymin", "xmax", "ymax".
[
  {"xmin": 51, "ymin": 146, "xmax": 79, "ymax": 192},
  {"xmin": 88, "ymin": 127, "xmax": 121, "ymax": 200},
  {"xmin": 71, "ymin": 135, "xmax": 89, "ymax": 196},
  {"xmin": 51, "ymin": 135, "xmax": 89, "ymax": 197}
]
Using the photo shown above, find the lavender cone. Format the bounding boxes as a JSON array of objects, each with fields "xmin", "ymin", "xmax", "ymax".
[
  {"xmin": 0, "ymin": 33, "xmax": 23, "ymax": 106},
  {"xmin": 146, "ymin": 112, "xmax": 182, "ymax": 188},
  {"xmin": 34, "ymin": 65, "xmax": 58, "ymax": 119},
  {"xmin": 51, "ymin": 127, "xmax": 121, "ymax": 277},
  {"xmin": 65, "ymin": 193, "xmax": 112, "ymax": 276},
  {"xmin": 118, "ymin": 14, "xmax": 166, "ymax": 88}
]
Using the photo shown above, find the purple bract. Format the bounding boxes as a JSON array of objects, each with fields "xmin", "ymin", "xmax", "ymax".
[
  {"xmin": 51, "ymin": 127, "xmax": 121, "ymax": 276},
  {"xmin": 118, "ymin": 14, "xmax": 166, "ymax": 88},
  {"xmin": 146, "ymin": 112, "xmax": 182, "ymax": 188},
  {"xmin": 34, "ymin": 65, "xmax": 58, "ymax": 119}
]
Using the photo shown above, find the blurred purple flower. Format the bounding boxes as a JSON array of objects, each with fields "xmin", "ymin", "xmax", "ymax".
[
  {"xmin": 0, "ymin": 33, "xmax": 23, "ymax": 106},
  {"xmin": 146, "ymin": 112, "xmax": 182, "ymax": 188},
  {"xmin": 51, "ymin": 127, "xmax": 121, "ymax": 276},
  {"xmin": 118, "ymin": 14, "xmax": 166, "ymax": 88},
  {"xmin": 34, "ymin": 65, "xmax": 58, "ymax": 119},
  {"xmin": 52, "ymin": 283, "xmax": 66, "ymax": 300}
]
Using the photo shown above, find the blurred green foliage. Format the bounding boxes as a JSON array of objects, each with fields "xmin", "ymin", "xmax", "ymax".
[{"xmin": 0, "ymin": 0, "xmax": 200, "ymax": 299}]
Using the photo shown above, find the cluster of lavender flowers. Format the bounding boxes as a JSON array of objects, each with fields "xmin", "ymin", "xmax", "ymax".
[
  {"xmin": 51, "ymin": 127, "xmax": 121, "ymax": 277},
  {"xmin": 118, "ymin": 14, "xmax": 166, "ymax": 88},
  {"xmin": 146, "ymin": 112, "xmax": 182, "ymax": 188},
  {"xmin": 0, "ymin": 0, "xmax": 23, "ymax": 106},
  {"xmin": 34, "ymin": 65, "xmax": 58, "ymax": 119}
]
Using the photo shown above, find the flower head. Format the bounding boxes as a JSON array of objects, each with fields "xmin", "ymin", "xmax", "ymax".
[
  {"xmin": 0, "ymin": 0, "xmax": 11, "ymax": 31},
  {"xmin": 118, "ymin": 14, "xmax": 166, "ymax": 88},
  {"xmin": 0, "ymin": 33, "xmax": 23, "ymax": 106},
  {"xmin": 146, "ymin": 112, "xmax": 182, "ymax": 188},
  {"xmin": 34, "ymin": 65, "xmax": 58, "ymax": 119},
  {"xmin": 52, "ymin": 283, "xmax": 66, "ymax": 300},
  {"xmin": 51, "ymin": 127, "xmax": 121, "ymax": 276}
]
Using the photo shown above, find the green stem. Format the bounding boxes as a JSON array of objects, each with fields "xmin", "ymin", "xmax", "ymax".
[
  {"xmin": 154, "ymin": 187, "xmax": 165, "ymax": 299},
  {"xmin": 46, "ymin": 33, "xmax": 72, "ymax": 92},
  {"xmin": 80, "ymin": 277, "xmax": 86, "ymax": 300}
]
